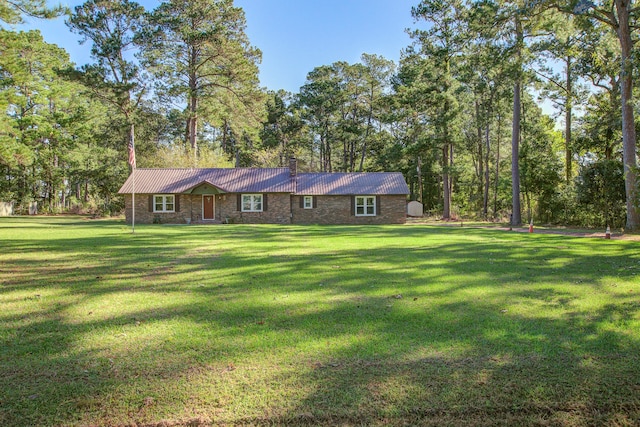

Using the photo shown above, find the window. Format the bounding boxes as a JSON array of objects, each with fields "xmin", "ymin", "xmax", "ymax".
[
  {"xmin": 355, "ymin": 196, "xmax": 376, "ymax": 216},
  {"xmin": 154, "ymin": 195, "xmax": 175, "ymax": 212},
  {"xmin": 242, "ymin": 194, "xmax": 263, "ymax": 212},
  {"xmin": 303, "ymin": 196, "xmax": 313, "ymax": 209}
]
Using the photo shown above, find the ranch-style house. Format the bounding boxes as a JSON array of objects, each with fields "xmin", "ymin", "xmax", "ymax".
[{"xmin": 118, "ymin": 158, "xmax": 409, "ymax": 225}]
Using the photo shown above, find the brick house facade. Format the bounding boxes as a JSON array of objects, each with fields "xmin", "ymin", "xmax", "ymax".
[
  {"xmin": 291, "ymin": 195, "xmax": 407, "ymax": 225},
  {"xmin": 119, "ymin": 160, "xmax": 409, "ymax": 225},
  {"xmin": 124, "ymin": 193, "xmax": 293, "ymax": 224}
]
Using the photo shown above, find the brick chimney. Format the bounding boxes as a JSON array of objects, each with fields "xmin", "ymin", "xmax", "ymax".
[{"xmin": 289, "ymin": 157, "xmax": 297, "ymax": 177}]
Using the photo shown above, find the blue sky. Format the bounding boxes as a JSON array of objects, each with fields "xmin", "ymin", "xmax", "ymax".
[{"xmin": 17, "ymin": 0, "xmax": 419, "ymax": 94}]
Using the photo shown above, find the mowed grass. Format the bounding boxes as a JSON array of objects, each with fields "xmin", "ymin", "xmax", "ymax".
[{"xmin": 1, "ymin": 217, "xmax": 639, "ymax": 426}]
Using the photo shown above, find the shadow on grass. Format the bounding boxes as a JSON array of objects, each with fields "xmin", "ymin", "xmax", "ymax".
[{"xmin": 1, "ymin": 218, "xmax": 639, "ymax": 425}]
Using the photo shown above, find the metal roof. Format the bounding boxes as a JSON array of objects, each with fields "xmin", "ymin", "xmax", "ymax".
[
  {"xmin": 295, "ymin": 172, "xmax": 409, "ymax": 195},
  {"xmin": 118, "ymin": 168, "xmax": 295, "ymax": 194},
  {"xmin": 118, "ymin": 168, "xmax": 409, "ymax": 195}
]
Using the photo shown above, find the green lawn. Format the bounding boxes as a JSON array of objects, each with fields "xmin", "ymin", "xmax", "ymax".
[{"xmin": 1, "ymin": 216, "xmax": 639, "ymax": 426}]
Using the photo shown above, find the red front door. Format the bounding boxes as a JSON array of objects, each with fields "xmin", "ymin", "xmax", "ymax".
[{"xmin": 203, "ymin": 195, "xmax": 215, "ymax": 220}]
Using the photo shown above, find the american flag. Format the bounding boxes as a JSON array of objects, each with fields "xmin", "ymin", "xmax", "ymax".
[{"xmin": 128, "ymin": 136, "xmax": 136, "ymax": 168}]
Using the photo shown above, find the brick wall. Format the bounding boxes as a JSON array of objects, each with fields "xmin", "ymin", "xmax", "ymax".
[
  {"xmin": 292, "ymin": 195, "xmax": 407, "ymax": 225},
  {"xmin": 124, "ymin": 193, "xmax": 292, "ymax": 224},
  {"xmin": 218, "ymin": 193, "xmax": 291, "ymax": 224},
  {"xmin": 124, "ymin": 194, "xmax": 194, "ymax": 224},
  {"xmin": 124, "ymin": 194, "xmax": 406, "ymax": 225}
]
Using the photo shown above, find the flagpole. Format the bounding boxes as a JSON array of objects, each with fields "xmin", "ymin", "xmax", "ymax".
[
  {"xmin": 132, "ymin": 166, "xmax": 135, "ymax": 233},
  {"xmin": 128, "ymin": 124, "xmax": 136, "ymax": 234}
]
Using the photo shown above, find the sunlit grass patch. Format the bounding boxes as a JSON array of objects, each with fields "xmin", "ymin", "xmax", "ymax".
[{"xmin": 1, "ymin": 216, "xmax": 639, "ymax": 426}]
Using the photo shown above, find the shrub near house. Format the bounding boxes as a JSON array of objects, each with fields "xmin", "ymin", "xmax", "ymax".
[{"xmin": 118, "ymin": 159, "xmax": 409, "ymax": 225}]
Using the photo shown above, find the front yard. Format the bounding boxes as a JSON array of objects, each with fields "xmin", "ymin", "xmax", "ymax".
[{"xmin": 1, "ymin": 217, "xmax": 639, "ymax": 426}]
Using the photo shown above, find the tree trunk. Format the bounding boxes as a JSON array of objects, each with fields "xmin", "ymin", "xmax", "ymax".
[
  {"xmin": 450, "ymin": 142, "xmax": 454, "ymax": 211},
  {"xmin": 320, "ymin": 127, "xmax": 332, "ymax": 173},
  {"xmin": 319, "ymin": 134, "xmax": 325, "ymax": 172},
  {"xmin": 221, "ymin": 119, "xmax": 228, "ymax": 152},
  {"xmin": 349, "ymin": 136, "xmax": 355, "ymax": 172},
  {"xmin": 358, "ymin": 87, "xmax": 375, "ymax": 172},
  {"xmin": 343, "ymin": 138, "xmax": 348, "ymax": 172},
  {"xmin": 280, "ymin": 136, "xmax": 288, "ymax": 167},
  {"xmin": 188, "ymin": 44, "xmax": 198, "ymax": 165},
  {"xmin": 494, "ymin": 112, "xmax": 502, "ymax": 218},
  {"xmin": 511, "ymin": 16, "xmax": 523, "ymax": 226},
  {"xmin": 417, "ymin": 156, "xmax": 424, "ymax": 204},
  {"xmin": 615, "ymin": 0, "xmax": 639, "ymax": 231},
  {"xmin": 484, "ymin": 123, "xmax": 490, "ymax": 218},
  {"xmin": 476, "ymin": 99, "xmax": 485, "ymax": 215},
  {"xmin": 443, "ymin": 141, "xmax": 451, "ymax": 219},
  {"xmin": 61, "ymin": 179, "xmax": 66, "ymax": 210},
  {"xmin": 184, "ymin": 120, "xmax": 190, "ymax": 150},
  {"xmin": 358, "ymin": 142, "xmax": 367, "ymax": 172},
  {"xmin": 565, "ymin": 56, "xmax": 572, "ymax": 182},
  {"xmin": 511, "ymin": 79, "xmax": 522, "ymax": 226},
  {"xmin": 189, "ymin": 95, "xmax": 198, "ymax": 161}
]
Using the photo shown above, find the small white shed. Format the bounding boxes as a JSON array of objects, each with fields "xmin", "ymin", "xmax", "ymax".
[
  {"xmin": 407, "ymin": 201, "xmax": 423, "ymax": 217},
  {"xmin": 0, "ymin": 202, "xmax": 13, "ymax": 216}
]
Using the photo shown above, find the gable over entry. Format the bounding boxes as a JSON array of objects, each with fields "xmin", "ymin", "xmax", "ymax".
[
  {"xmin": 183, "ymin": 183, "xmax": 221, "ymax": 221},
  {"xmin": 187, "ymin": 182, "xmax": 225, "ymax": 195}
]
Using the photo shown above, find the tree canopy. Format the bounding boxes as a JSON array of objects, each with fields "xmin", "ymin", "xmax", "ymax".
[{"xmin": 0, "ymin": 0, "xmax": 638, "ymax": 230}]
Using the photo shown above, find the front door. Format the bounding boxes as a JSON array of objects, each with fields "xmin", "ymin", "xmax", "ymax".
[{"xmin": 203, "ymin": 195, "xmax": 215, "ymax": 220}]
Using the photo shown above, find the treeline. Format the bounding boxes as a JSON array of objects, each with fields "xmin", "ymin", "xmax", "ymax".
[{"xmin": 0, "ymin": 0, "xmax": 638, "ymax": 229}]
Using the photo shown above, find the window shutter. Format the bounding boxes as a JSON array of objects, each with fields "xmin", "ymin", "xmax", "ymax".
[
  {"xmin": 175, "ymin": 195, "xmax": 180, "ymax": 212},
  {"xmin": 299, "ymin": 196, "xmax": 304, "ymax": 208},
  {"xmin": 351, "ymin": 196, "xmax": 355, "ymax": 216},
  {"xmin": 237, "ymin": 194, "xmax": 242, "ymax": 211},
  {"xmin": 263, "ymin": 194, "xmax": 268, "ymax": 211},
  {"xmin": 313, "ymin": 196, "xmax": 318, "ymax": 208},
  {"xmin": 148, "ymin": 195, "xmax": 153, "ymax": 212},
  {"xmin": 376, "ymin": 196, "xmax": 381, "ymax": 216}
]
